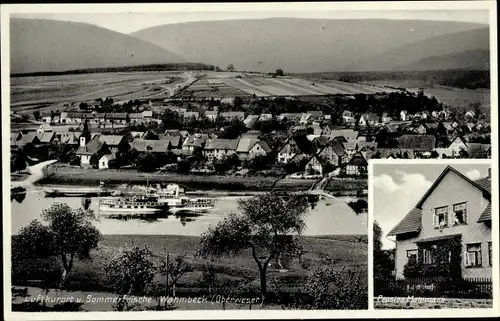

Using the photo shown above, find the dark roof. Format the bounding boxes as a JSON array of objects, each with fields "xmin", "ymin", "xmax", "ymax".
[
  {"xmin": 236, "ymin": 138, "xmax": 271, "ymax": 153},
  {"xmin": 76, "ymin": 139, "xmax": 107, "ymax": 156},
  {"xmin": 347, "ymin": 153, "xmax": 367, "ymax": 166},
  {"xmin": 474, "ymin": 177, "xmax": 491, "ymax": 193},
  {"xmin": 387, "ymin": 208, "xmax": 422, "ymax": 236},
  {"xmin": 397, "ymin": 135, "xmax": 436, "ymax": 151},
  {"xmin": 477, "ymin": 203, "xmax": 491, "ymax": 222},
  {"xmin": 415, "ymin": 234, "xmax": 462, "ymax": 244},
  {"xmin": 307, "ymin": 110, "xmax": 323, "ymax": 117},
  {"xmin": 279, "ymin": 136, "xmax": 312, "ymax": 154},
  {"xmin": 96, "ymin": 135, "xmax": 125, "ymax": 146},
  {"xmin": 183, "ymin": 134, "xmax": 209, "ymax": 147},
  {"xmin": 131, "ymin": 139, "xmax": 171, "ymax": 153}
]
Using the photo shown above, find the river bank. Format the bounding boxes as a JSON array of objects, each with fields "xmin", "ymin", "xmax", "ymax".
[{"xmin": 37, "ymin": 165, "xmax": 318, "ymax": 191}]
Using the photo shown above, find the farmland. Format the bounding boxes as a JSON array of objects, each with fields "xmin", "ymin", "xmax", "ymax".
[
  {"xmin": 10, "ymin": 71, "xmax": 188, "ymax": 114},
  {"xmin": 184, "ymin": 74, "xmax": 397, "ymax": 98}
]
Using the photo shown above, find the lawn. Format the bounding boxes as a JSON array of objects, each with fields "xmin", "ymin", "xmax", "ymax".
[{"xmin": 12, "ymin": 234, "xmax": 368, "ymax": 301}]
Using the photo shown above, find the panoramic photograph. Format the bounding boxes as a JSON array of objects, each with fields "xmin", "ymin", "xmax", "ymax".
[
  {"xmin": 372, "ymin": 161, "xmax": 493, "ymax": 309},
  {"xmin": 3, "ymin": 1, "xmax": 495, "ymax": 315}
]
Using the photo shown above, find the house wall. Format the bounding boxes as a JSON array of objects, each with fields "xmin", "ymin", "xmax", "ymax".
[
  {"xmin": 449, "ymin": 139, "xmax": 468, "ymax": 157},
  {"xmin": 394, "ymin": 170, "xmax": 491, "ymax": 278},
  {"xmin": 80, "ymin": 155, "xmax": 91, "ymax": 168},
  {"xmin": 278, "ymin": 151, "xmax": 295, "ymax": 164},
  {"xmin": 306, "ymin": 157, "xmax": 323, "ymax": 175},
  {"xmin": 245, "ymin": 143, "xmax": 267, "ymax": 160},
  {"xmin": 346, "ymin": 164, "xmax": 359, "ymax": 175},
  {"xmin": 99, "ymin": 157, "xmax": 109, "ymax": 169},
  {"xmin": 319, "ymin": 146, "xmax": 339, "ymax": 166}
]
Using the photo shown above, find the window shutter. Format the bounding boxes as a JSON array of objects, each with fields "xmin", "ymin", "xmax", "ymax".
[
  {"xmin": 433, "ymin": 212, "xmax": 437, "ymax": 228},
  {"xmin": 464, "ymin": 251, "xmax": 469, "ymax": 266},
  {"xmin": 463, "ymin": 209, "xmax": 467, "ymax": 223},
  {"xmin": 445, "ymin": 206, "xmax": 449, "ymax": 226}
]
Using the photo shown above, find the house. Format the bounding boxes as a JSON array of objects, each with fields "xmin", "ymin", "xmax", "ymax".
[
  {"xmin": 447, "ymin": 136, "xmax": 469, "ymax": 157},
  {"xmin": 205, "ymin": 110, "xmax": 219, "ymax": 121},
  {"xmin": 465, "ymin": 110, "xmax": 476, "ymax": 119},
  {"xmin": 59, "ymin": 132, "xmax": 81, "ymax": 145},
  {"xmin": 381, "ymin": 113, "xmax": 392, "ymax": 123},
  {"xmin": 236, "ymin": 138, "xmax": 272, "ymax": 160},
  {"xmin": 184, "ymin": 111, "xmax": 200, "ymax": 120},
  {"xmin": 307, "ymin": 110, "xmax": 323, "ymax": 121},
  {"xmin": 299, "ymin": 113, "xmax": 312, "ymax": 125},
  {"xmin": 93, "ymin": 135, "xmax": 130, "ymax": 154},
  {"xmin": 75, "ymin": 138, "xmax": 110, "ymax": 169},
  {"xmin": 342, "ymin": 140, "xmax": 358, "ymax": 162},
  {"xmin": 131, "ymin": 139, "xmax": 174, "ymax": 154},
  {"xmin": 203, "ymin": 138, "xmax": 240, "ymax": 161},
  {"xmin": 277, "ymin": 113, "xmax": 302, "ymax": 123},
  {"xmin": 98, "ymin": 154, "xmax": 116, "ymax": 169},
  {"xmin": 345, "ymin": 152, "xmax": 368, "ymax": 176},
  {"xmin": 359, "ymin": 113, "xmax": 379, "ymax": 126},
  {"xmin": 466, "ymin": 143, "xmax": 491, "ymax": 159},
  {"xmin": 413, "ymin": 124, "xmax": 428, "ymax": 135},
  {"xmin": 396, "ymin": 135, "xmax": 436, "ymax": 152},
  {"xmin": 317, "ymin": 141, "xmax": 343, "ymax": 167},
  {"xmin": 182, "ymin": 133, "xmax": 209, "ymax": 155},
  {"xmin": 400, "ymin": 110, "xmax": 409, "ymax": 121},
  {"xmin": 259, "ymin": 114, "xmax": 273, "ymax": 122},
  {"xmin": 37, "ymin": 123, "xmax": 53, "ymax": 135},
  {"xmin": 221, "ymin": 111, "xmax": 245, "ymax": 121},
  {"xmin": 38, "ymin": 132, "xmax": 59, "ymax": 144},
  {"xmin": 374, "ymin": 148, "xmax": 415, "ymax": 159},
  {"xmin": 309, "ymin": 123, "xmax": 323, "ymax": 135},
  {"xmin": 277, "ymin": 136, "xmax": 312, "ymax": 164},
  {"xmin": 388, "ymin": 166, "xmax": 492, "ymax": 279},
  {"xmin": 243, "ymin": 115, "xmax": 260, "ymax": 128},
  {"xmin": 12, "ymin": 132, "xmax": 40, "ymax": 148},
  {"xmin": 321, "ymin": 125, "xmax": 332, "ymax": 136},
  {"xmin": 329, "ymin": 129, "xmax": 359, "ymax": 142},
  {"xmin": 305, "ymin": 155, "xmax": 323, "ymax": 176},
  {"xmin": 342, "ymin": 110, "xmax": 355, "ymax": 124}
]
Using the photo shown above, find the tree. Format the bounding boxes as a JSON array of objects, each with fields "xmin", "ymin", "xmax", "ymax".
[
  {"xmin": 15, "ymin": 204, "xmax": 101, "ymax": 288},
  {"xmin": 226, "ymin": 64, "xmax": 235, "ymax": 72},
  {"xmin": 135, "ymin": 152, "xmax": 158, "ymax": 172},
  {"xmin": 125, "ymin": 113, "xmax": 131, "ymax": 124},
  {"xmin": 373, "ymin": 221, "xmax": 394, "ymax": 280},
  {"xmin": 164, "ymin": 253, "xmax": 192, "ymax": 297},
  {"xmin": 275, "ymin": 69, "xmax": 284, "ymax": 77},
  {"xmin": 106, "ymin": 244, "xmax": 156, "ymax": 311},
  {"xmin": 79, "ymin": 102, "xmax": 89, "ymax": 110},
  {"xmin": 196, "ymin": 194, "xmax": 309, "ymax": 303},
  {"xmin": 295, "ymin": 257, "xmax": 366, "ymax": 309},
  {"xmin": 33, "ymin": 110, "xmax": 41, "ymax": 121}
]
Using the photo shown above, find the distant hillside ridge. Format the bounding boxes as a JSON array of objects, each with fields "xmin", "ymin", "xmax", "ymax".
[
  {"xmin": 352, "ymin": 28, "xmax": 489, "ymax": 72},
  {"xmin": 10, "ymin": 18, "xmax": 186, "ymax": 74},
  {"xmin": 131, "ymin": 18, "xmax": 488, "ymax": 73},
  {"xmin": 395, "ymin": 49, "xmax": 490, "ymax": 71}
]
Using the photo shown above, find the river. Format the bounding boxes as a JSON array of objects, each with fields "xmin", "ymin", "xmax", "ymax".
[{"xmin": 11, "ymin": 184, "xmax": 367, "ymax": 236}]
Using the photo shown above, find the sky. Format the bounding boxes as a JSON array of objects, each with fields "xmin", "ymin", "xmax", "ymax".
[
  {"xmin": 12, "ymin": 9, "xmax": 490, "ymax": 34},
  {"xmin": 373, "ymin": 163, "xmax": 491, "ymax": 250}
]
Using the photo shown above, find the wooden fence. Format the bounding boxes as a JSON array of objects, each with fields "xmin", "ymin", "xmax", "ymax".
[{"xmin": 375, "ymin": 277, "xmax": 492, "ymax": 299}]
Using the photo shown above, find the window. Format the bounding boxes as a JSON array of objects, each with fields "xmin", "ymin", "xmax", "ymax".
[
  {"xmin": 488, "ymin": 242, "xmax": 492, "ymax": 267},
  {"xmin": 452, "ymin": 202, "xmax": 467, "ymax": 225},
  {"xmin": 465, "ymin": 243, "xmax": 482, "ymax": 267},
  {"xmin": 407, "ymin": 249, "xmax": 418, "ymax": 262},
  {"xmin": 434, "ymin": 206, "xmax": 448, "ymax": 229},
  {"xmin": 423, "ymin": 249, "xmax": 434, "ymax": 264}
]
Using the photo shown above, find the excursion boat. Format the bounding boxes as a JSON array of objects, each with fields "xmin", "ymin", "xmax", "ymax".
[
  {"xmin": 154, "ymin": 184, "xmax": 215, "ymax": 214},
  {"xmin": 98, "ymin": 195, "xmax": 168, "ymax": 218}
]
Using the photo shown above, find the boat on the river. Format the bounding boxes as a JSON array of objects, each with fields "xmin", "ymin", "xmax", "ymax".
[
  {"xmin": 112, "ymin": 183, "xmax": 215, "ymax": 214},
  {"xmin": 153, "ymin": 184, "xmax": 215, "ymax": 213},
  {"xmin": 98, "ymin": 195, "xmax": 168, "ymax": 218},
  {"xmin": 44, "ymin": 187, "xmax": 112, "ymax": 198}
]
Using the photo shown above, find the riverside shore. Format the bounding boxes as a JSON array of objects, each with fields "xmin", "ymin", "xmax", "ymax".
[{"xmin": 37, "ymin": 165, "xmax": 318, "ymax": 191}]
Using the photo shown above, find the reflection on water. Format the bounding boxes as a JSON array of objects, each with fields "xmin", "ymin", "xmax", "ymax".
[{"xmin": 11, "ymin": 186, "xmax": 367, "ymax": 236}]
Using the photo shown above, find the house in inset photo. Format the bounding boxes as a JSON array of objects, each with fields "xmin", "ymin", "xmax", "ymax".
[{"xmin": 373, "ymin": 162, "xmax": 492, "ymax": 309}]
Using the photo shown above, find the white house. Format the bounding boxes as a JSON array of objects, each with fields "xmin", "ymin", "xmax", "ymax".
[
  {"xmin": 400, "ymin": 110, "xmax": 409, "ymax": 121},
  {"xmin": 448, "ymin": 136, "xmax": 468, "ymax": 157},
  {"xmin": 388, "ymin": 166, "xmax": 492, "ymax": 279},
  {"xmin": 98, "ymin": 154, "xmax": 116, "ymax": 169}
]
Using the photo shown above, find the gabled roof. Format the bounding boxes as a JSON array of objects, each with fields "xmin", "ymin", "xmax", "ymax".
[
  {"xmin": 204, "ymin": 138, "xmax": 239, "ymax": 150},
  {"xmin": 76, "ymin": 139, "xmax": 107, "ymax": 156},
  {"xmin": 306, "ymin": 110, "xmax": 323, "ymax": 117},
  {"xmin": 329, "ymin": 129, "xmax": 359, "ymax": 141},
  {"xmin": 95, "ymin": 135, "xmax": 125, "ymax": 146},
  {"xmin": 347, "ymin": 152, "xmax": 368, "ymax": 166},
  {"xmin": 397, "ymin": 135, "xmax": 436, "ymax": 151},
  {"xmin": 17, "ymin": 132, "xmax": 40, "ymax": 145},
  {"xmin": 236, "ymin": 138, "xmax": 271, "ymax": 153},
  {"xmin": 387, "ymin": 208, "xmax": 422, "ymax": 236},
  {"xmin": 360, "ymin": 113, "xmax": 379, "ymax": 121},
  {"xmin": 278, "ymin": 136, "xmax": 312, "ymax": 155},
  {"xmin": 477, "ymin": 204, "xmax": 491, "ymax": 222},
  {"xmin": 131, "ymin": 139, "xmax": 171, "ymax": 153},
  {"xmin": 388, "ymin": 167, "xmax": 491, "ymax": 236},
  {"xmin": 101, "ymin": 153, "xmax": 116, "ymax": 161},
  {"xmin": 38, "ymin": 132, "xmax": 56, "ymax": 143},
  {"xmin": 183, "ymin": 134, "xmax": 209, "ymax": 147}
]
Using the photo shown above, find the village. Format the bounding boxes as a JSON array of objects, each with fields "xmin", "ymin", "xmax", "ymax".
[{"xmin": 10, "ymin": 88, "xmax": 491, "ymax": 182}]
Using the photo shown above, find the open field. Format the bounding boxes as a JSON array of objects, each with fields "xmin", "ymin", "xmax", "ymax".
[
  {"xmin": 186, "ymin": 75, "xmax": 398, "ymax": 98},
  {"xmin": 10, "ymin": 71, "xmax": 187, "ymax": 114},
  {"xmin": 12, "ymin": 234, "xmax": 368, "ymax": 311}
]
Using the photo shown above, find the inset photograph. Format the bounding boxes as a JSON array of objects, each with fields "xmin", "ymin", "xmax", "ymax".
[{"xmin": 372, "ymin": 161, "xmax": 492, "ymax": 309}]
